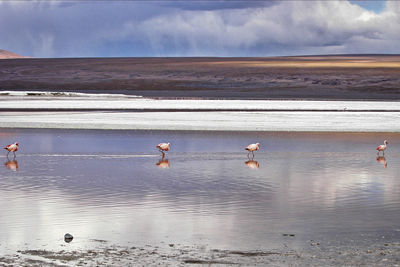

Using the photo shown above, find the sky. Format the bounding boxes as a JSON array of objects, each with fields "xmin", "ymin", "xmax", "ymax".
[{"xmin": 0, "ymin": 0, "xmax": 398, "ymax": 58}]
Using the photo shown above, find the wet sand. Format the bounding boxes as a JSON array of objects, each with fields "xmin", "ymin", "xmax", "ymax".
[
  {"xmin": 2, "ymin": 241, "xmax": 400, "ymax": 266},
  {"xmin": 1, "ymin": 55, "xmax": 400, "ymax": 100}
]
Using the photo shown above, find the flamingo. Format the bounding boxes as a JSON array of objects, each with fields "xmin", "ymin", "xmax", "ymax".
[
  {"xmin": 376, "ymin": 140, "xmax": 388, "ymax": 155},
  {"xmin": 4, "ymin": 142, "xmax": 19, "ymax": 158},
  {"xmin": 245, "ymin": 143, "xmax": 260, "ymax": 158},
  {"xmin": 156, "ymin": 142, "xmax": 170, "ymax": 155}
]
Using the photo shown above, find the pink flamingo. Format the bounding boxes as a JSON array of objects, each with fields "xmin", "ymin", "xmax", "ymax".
[
  {"xmin": 376, "ymin": 140, "xmax": 388, "ymax": 155},
  {"xmin": 245, "ymin": 143, "xmax": 260, "ymax": 158},
  {"xmin": 4, "ymin": 142, "xmax": 19, "ymax": 158},
  {"xmin": 156, "ymin": 142, "xmax": 170, "ymax": 156}
]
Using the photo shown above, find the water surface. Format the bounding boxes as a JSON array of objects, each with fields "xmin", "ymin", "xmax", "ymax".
[{"xmin": 1, "ymin": 129, "xmax": 399, "ymax": 253}]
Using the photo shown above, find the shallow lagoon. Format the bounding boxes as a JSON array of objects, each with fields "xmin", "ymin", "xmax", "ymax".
[{"xmin": 0, "ymin": 129, "xmax": 400, "ymax": 254}]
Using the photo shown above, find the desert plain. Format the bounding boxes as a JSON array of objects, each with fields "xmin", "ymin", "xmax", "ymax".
[{"xmin": 1, "ymin": 55, "xmax": 400, "ymax": 100}]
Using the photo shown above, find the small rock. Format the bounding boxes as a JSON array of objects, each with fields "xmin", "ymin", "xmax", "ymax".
[
  {"xmin": 169, "ymin": 244, "xmax": 174, "ymax": 247},
  {"xmin": 64, "ymin": 233, "xmax": 73, "ymax": 243},
  {"xmin": 282, "ymin": 233, "xmax": 295, "ymax": 237}
]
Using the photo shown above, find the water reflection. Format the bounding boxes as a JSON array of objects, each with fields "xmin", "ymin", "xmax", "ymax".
[
  {"xmin": 156, "ymin": 158, "xmax": 170, "ymax": 168},
  {"xmin": 245, "ymin": 160, "xmax": 259, "ymax": 169},
  {"xmin": 376, "ymin": 156, "xmax": 387, "ymax": 168},
  {"xmin": 0, "ymin": 129, "xmax": 400, "ymax": 252},
  {"xmin": 4, "ymin": 159, "xmax": 18, "ymax": 171}
]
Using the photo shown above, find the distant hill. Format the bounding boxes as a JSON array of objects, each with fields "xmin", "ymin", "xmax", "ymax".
[
  {"xmin": 0, "ymin": 49, "xmax": 29, "ymax": 59},
  {"xmin": 0, "ymin": 56, "xmax": 399, "ymax": 100}
]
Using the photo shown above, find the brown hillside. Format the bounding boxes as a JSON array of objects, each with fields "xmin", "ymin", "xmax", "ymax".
[{"xmin": 0, "ymin": 49, "xmax": 29, "ymax": 59}]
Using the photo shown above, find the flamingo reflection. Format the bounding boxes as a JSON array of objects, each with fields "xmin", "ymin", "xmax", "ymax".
[
  {"xmin": 156, "ymin": 158, "xmax": 170, "ymax": 168},
  {"xmin": 156, "ymin": 152, "xmax": 170, "ymax": 168},
  {"xmin": 376, "ymin": 156, "xmax": 387, "ymax": 168},
  {"xmin": 4, "ymin": 159, "xmax": 18, "ymax": 171},
  {"xmin": 245, "ymin": 160, "xmax": 259, "ymax": 169}
]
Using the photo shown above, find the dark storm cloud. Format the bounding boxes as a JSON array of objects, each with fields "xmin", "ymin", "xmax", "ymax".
[
  {"xmin": 0, "ymin": 0, "xmax": 398, "ymax": 57},
  {"xmin": 0, "ymin": 1, "xmax": 170, "ymax": 57}
]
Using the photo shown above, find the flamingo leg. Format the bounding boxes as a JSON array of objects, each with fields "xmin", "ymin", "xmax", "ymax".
[
  {"xmin": 247, "ymin": 151, "xmax": 254, "ymax": 160},
  {"xmin": 13, "ymin": 151, "xmax": 16, "ymax": 158}
]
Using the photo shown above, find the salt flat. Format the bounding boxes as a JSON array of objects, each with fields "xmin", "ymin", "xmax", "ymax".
[
  {"xmin": 0, "ymin": 111, "xmax": 399, "ymax": 132},
  {"xmin": 0, "ymin": 92, "xmax": 399, "ymax": 111},
  {"xmin": 0, "ymin": 93, "xmax": 399, "ymax": 132}
]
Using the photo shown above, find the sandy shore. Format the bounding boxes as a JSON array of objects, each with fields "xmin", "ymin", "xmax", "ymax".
[
  {"xmin": 1, "ymin": 240, "xmax": 399, "ymax": 266},
  {"xmin": 0, "ymin": 93, "xmax": 399, "ymax": 132}
]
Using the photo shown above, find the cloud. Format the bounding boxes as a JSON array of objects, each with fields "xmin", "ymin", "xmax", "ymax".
[
  {"xmin": 0, "ymin": 0, "xmax": 399, "ymax": 57},
  {"xmin": 159, "ymin": 1, "xmax": 278, "ymax": 11},
  {"xmin": 129, "ymin": 1, "xmax": 399, "ymax": 56},
  {"xmin": 0, "ymin": 1, "xmax": 169, "ymax": 57}
]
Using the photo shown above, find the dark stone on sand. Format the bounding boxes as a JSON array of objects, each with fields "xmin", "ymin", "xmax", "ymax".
[
  {"xmin": 64, "ymin": 233, "xmax": 73, "ymax": 243},
  {"xmin": 282, "ymin": 233, "xmax": 295, "ymax": 237}
]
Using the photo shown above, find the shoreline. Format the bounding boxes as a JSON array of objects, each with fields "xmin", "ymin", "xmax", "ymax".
[{"xmin": 1, "ymin": 240, "xmax": 399, "ymax": 266}]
